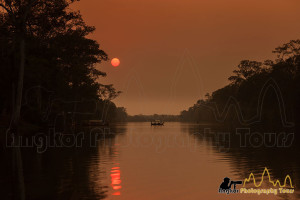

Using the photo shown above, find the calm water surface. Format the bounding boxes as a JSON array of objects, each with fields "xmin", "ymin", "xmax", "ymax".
[{"xmin": 1, "ymin": 122, "xmax": 299, "ymax": 200}]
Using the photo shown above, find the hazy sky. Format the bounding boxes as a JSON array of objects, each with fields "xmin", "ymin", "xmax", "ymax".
[{"xmin": 73, "ymin": 0, "xmax": 300, "ymax": 115}]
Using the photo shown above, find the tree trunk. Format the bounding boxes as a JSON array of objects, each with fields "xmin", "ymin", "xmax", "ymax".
[
  {"xmin": 12, "ymin": 39, "xmax": 25, "ymax": 127},
  {"xmin": 11, "ymin": 37, "xmax": 26, "ymax": 200}
]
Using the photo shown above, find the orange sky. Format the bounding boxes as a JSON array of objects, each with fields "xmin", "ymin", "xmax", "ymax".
[{"xmin": 73, "ymin": 0, "xmax": 300, "ymax": 115}]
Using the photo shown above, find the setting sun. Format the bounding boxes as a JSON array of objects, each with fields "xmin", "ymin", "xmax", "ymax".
[
  {"xmin": 111, "ymin": 58, "xmax": 120, "ymax": 67},
  {"xmin": 1, "ymin": 0, "xmax": 299, "ymax": 199}
]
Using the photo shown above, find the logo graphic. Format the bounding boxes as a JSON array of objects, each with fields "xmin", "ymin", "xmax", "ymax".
[
  {"xmin": 219, "ymin": 177, "xmax": 243, "ymax": 194},
  {"xmin": 243, "ymin": 167, "xmax": 294, "ymax": 188},
  {"xmin": 219, "ymin": 167, "xmax": 295, "ymax": 195}
]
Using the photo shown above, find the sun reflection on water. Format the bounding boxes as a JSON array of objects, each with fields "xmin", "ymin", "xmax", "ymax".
[{"xmin": 111, "ymin": 146, "xmax": 122, "ymax": 196}]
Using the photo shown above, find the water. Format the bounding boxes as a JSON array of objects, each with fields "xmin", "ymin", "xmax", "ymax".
[{"xmin": 1, "ymin": 122, "xmax": 299, "ymax": 199}]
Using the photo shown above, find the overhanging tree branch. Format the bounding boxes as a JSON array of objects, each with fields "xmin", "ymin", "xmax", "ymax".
[{"xmin": 0, "ymin": 2, "xmax": 12, "ymax": 15}]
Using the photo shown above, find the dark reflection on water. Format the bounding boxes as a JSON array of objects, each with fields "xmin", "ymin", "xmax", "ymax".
[
  {"xmin": 182, "ymin": 123, "xmax": 300, "ymax": 199},
  {"xmin": 0, "ymin": 122, "xmax": 299, "ymax": 200},
  {"xmin": 0, "ymin": 124, "xmax": 127, "ymax": 200}
]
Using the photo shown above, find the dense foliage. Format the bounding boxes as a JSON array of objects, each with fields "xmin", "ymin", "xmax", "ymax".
[
  {"xmin": 127, "ymin": 114, "xmax": 180, "ymax": 122},
  {"xmin": 0, "ymin": 0, "xmax": 127, "ymax": 129},
  {"xmin": 180, "ymin": 40, "xmax": 300, "ymax": 128}
]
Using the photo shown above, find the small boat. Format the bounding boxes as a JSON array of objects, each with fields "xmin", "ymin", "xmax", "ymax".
[
  {"xmin": 151, "ymin": 120, "xmax": 164, "ymax": 126},
  {"xmin": 82, "ymin": 120, "xmax": 109, "ymax": 126}
]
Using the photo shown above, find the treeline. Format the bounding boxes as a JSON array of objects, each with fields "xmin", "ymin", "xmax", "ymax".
[
  {"xmin": 180, "ymin": 40, "xmax": 300, "ymax": 128},
  {"xmin": 127, "ymin": 114, "xmax": 180, "ymax": 122},
  {"xmin": 0, "ymin": 0, "xmax": 127, "ymax": 130}
]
